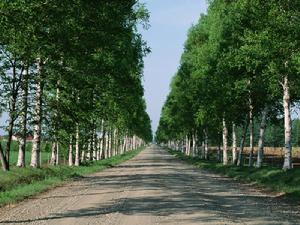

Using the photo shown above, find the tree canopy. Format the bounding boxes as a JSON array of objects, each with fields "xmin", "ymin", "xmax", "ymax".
[{"xmin": 156, "ymin": 0, "xmax": 300, "ymax": 170}]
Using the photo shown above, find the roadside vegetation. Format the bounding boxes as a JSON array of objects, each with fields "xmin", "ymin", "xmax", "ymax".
[
  {"xmin": 156, "ymin": 1, "xmax": 300, "ymax": 171},
  {"xmin": 0, "ymin": 147, "xmax": 144, "ymax": 207},
  {"xmin": 0, "ymin": 1, "xmax": 152, "ymax": 172},
  {"xmin": 156, "ymin": 0, "xmax": 300, "ymax": 200},
  {"xmin": 169, "ymin": 149, "xmax": 300, "ymax": 199}
]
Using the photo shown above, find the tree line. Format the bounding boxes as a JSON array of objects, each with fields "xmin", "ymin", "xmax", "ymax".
[
  {"xmin": 0, "ymin": 0, "xmax": 152, "ymax": 171},
  {"xmin": 156, "ymin": 0, "xmax": 300, "ymax": 170}
]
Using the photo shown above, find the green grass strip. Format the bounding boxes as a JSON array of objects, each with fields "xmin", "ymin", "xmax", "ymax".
[
  {"xmin": 168, "ymin": 149, "xmax": 300, "ymax": 200},
  {"xmin": 0, "ymin": 147, "xmax": 144, "ymax": 207}
]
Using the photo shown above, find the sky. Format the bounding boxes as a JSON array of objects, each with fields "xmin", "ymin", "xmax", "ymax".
[{"xmin": 139, "ymin": 0, "xmax": 208, "ymax": 133}]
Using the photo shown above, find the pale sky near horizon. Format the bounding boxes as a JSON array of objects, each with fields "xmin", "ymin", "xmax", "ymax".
[{"xmin": 139, "ymin": 0, "xmax": 208, "ymax": 133}]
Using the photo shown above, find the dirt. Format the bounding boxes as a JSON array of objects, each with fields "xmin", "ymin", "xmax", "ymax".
[{"xmin": 0, "ymin": 145, "xmax": 299, "ymax": 225}]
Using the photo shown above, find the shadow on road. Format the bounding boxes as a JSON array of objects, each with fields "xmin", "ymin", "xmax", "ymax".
[{"xmin": 1, "ymin": 147, "xmax": 299, "ymax": 225}]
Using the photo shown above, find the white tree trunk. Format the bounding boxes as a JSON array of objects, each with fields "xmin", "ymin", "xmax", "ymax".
[
  {"xmin": 132, "ymin": 136, "xmax": 135, "ymax": 150},
  {"xmin": 256, "ymin": 107, "xmax": 268, "ymax": 168},
  {"xmin": 122, "ymin": 136, "xmax": 127, "ymax": 154},
  {"xmin": 0, "ymin": 145, "xmax": 8, "ymax": 171},
  {"xmin": 56, "ymin": 142, "xmax": 59, "ymax": 165},
  {"xmin": 283, "ymin": 75, "xmax": 292, "ymax": 170},
  {"xmin": 30, "ymin": 60, "xmax": 44, "ymax": 168},
  {"xmin": 17, "ymin": 66, "xmax": 29, "ymax": 168},
  {"xmin": 204, "ymin": 129, "xmax": 208, "ymax": 160},
  {"xmin": 102, "ymin": 128, "xmax": 107, "ymax": 159},
  {"xmin": 17, "ymin": 138, "xmax": 26, "ymax": 167},
  {"xmin": 50, "ymin": 142, "xmax": 57, "ymax": 166},
  {"xmin": 81, "ymin": 148, "xmax": 86, "ymax": 162},
  {"xmin": 87, "ymin": 141, "xmax": 91, "ymax": 161},
  {"xmin": 201, "ymin": 140, "xmax": 205, "ymax": 159},
  {"xmin": 124, "ymin": 136, "xmax": 128, "ymax": 153},
  {"xmin": 192, "ymin": 134, "xmax": 196, "ymax": 157},
  {"xmin": 55, "ymin": 81, "xmax": 60, "ymax": 166},
  {"xmin": 113, "ymin": 129, "xmax": 117, "ymax": 156},
  {"xmin": 222, "ymin": 118, "xmax": 228, "ymax": 165},
  {"xmin": 97, "ymin": 120, "xmax": 104, "ymax": 160},
  {"xmin": 237, "ymin": 118, "xmax": 249, "ymax": 166},
  {"xmin": 185, "ymin": 135, "xmax": 189, "ymax": 155},
  {"xmin": 249, "ymin": 98, "xmax": 254, "ymax": 167},
  {"xmin": 232, "ymin": 123, "xmax": 237, "ymax": 164},
  {"xmin": 106, "ymin": 132, "xmax": 110, "ymax": 158},
  {"xmin": 97, "ymin": 138, "xmax": 101, "ymax": 160},
  {"xmin": 75, "ymin": 124, "xmax": 80, "ymax": 166},
  {"xmin": 109, "ymin": 130, "xmax": 113, "ymax": 157},
  {"xmin": 92, "ymin": 127, "xmax": 97, "ymax": 161},
  {"xmin": 68, "ymin": 135, "xmax": 73, "ymax": 166}
]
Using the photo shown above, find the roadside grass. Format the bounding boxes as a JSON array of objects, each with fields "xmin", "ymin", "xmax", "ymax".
[
  {"xmin": 9, "ymin": 151, "xmax": 50, "ymax": 166},
  {"xmin": 168, "ymin": 149, "xmax": 300, "ymax": 200},
  {"xmin": 1, "ymin": 141, "xmax": 52, "ymax": 166},
  {"xmin": 0, "ymin": 147, "xmax": 144, "ymax": 207}
]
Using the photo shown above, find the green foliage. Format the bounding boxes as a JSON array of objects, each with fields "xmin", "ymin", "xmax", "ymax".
[
  {"xmin": 292, "ymin": 119, "xmax": 300, "ymax": 147},
  {"xmin": 156, "ymin": 0, "xmax": 300, "ymax": 153},
  {"xmin": 0, "ymin": 1, "xmax": 152, "ymax": 170}
]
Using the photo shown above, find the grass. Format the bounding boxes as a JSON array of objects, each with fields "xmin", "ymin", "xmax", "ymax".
[
  {"xmin": 1, "ymin": 141, "xmax": 52, "ymax": 166},
  {"xmin": 0, "ymin": 147, "xmax": 144, "ymax": 207},
  {"xmin": 9, "ymin": 151, "xmax": 50, "ymax": 166},
  {"xmin": 168, "ymin": 149, "xmax": 300, "ymax": 200}
]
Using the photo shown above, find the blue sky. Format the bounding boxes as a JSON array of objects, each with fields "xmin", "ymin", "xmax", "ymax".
[{"xmin": 139, "ymin": 0, "xmax": 208, "ymax": 132}]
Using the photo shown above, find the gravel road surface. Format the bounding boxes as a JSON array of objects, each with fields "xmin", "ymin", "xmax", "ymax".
[{"xmin": 0, "ymin": 145, "xmax": 299, "ymax": 225}]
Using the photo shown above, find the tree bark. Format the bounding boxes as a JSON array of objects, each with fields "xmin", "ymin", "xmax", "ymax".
[
  {"xmin": 75, "ymin": 124, "xmax": 80, "ymax": 166},
  {"xmin": 68, "ymin": 135, "xmax": 73, "ymax": 166},
  {"xmin": 106, "ymin": 131, "xmax": 110, "ymax": 158},
  {"xmin": 112, "ymin": 129, "xmax": 117, "ymax": 156},
  {"xmin": 0, "ymin": 144, "xmax": 8, "ymax": 171},
  {"xmin": 109, "ymin": 129, "xmax": 113, "ymax": 157},
  {"xmin": 256, "ymin": 107, "xmax": 268, "ymax": 168},
  {"xmin": 99, "ymin": 121, "xmax": 105, "ymax": 159},
  {"xmin": 17, "ymin": 66, "xmax": 29, "ymax": 168},
  {"xmin": 30, "ymin": 59, "xmax": 44, "ymax": 168},
  {"xmin": 81, "ymin": 148, "xmax": 86, "ymax": 162},
  {"xmin": 232, "ymin": 123, "xmax": 237, "ymax": 164},
  {"xmin": 50, "ymin": 142, "xmax": 57, "ymax": 166},
  {"xmin": 97, "ymin": 138, "xmax": 101, "ymax": 160},
  {"xmin": 102, "ymin": 128, "xmax": 106, "ymax": 159},
  {"xmin": 237, "ymin": 117, "xmax": 249, "ymax": 166},
  {"xmin": 54, "ymin": 81, "xmax": 60, "ymax": 166},
  {"xmin": 92, "ymin": 125, "xmax": 97, "ymax": 161},
  {"xmin": 283, "ymin": 75, "xmax": 292, "ymax": 170},
  {"xmin": 222, "ymin": 118, "xmax": 228, "ymax": 165},
  {"xmin": 122, "ymin": 135, "xmax": 126, "ymax": 154},
  {"xmin": 133, "ymin": 135, "xmax": 136, "ymax": 151},
  {"xmin": 192, "ymin": 133, "xmax": 196, "ymax": 157},
  {"xmin": 56, "ymin": 142, "xmax": 59, "ymax": 165},
  {"xmin": 6, "ymin": 62, "xmax": 20, "ymax": 170},
  {"xmin": 87, "ymin": 139, "xmax": 91, "ymax": 161},
  {"xmin": 204, "ymin": 129, "xmax": 209, "ymax": 160},
  {"xmin": 201, "ymin": 140, "xmax": 205, "ymax": 159},
  {"xmin": 249, "ymin": 97, "xmax": 254, "ymax": 167}
]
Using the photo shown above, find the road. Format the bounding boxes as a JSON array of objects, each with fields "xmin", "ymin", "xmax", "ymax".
[{"xmin": 0, "ymin": 145, "xmax": 299, "ymax": 225}]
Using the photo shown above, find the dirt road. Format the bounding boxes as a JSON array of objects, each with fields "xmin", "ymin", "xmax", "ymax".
[{"xmin": 0, "ymin": 145, "xmax": 299, "ymax": 225}]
